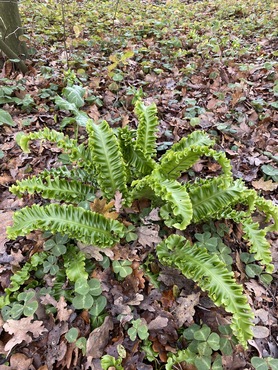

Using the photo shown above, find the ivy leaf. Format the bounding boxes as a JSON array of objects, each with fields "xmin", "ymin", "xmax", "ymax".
[
  {"xmin": 197, "ymin": 342, "xmax": 213, "ymax": 357},
  {"xmin": 23, "ymin": 301, "xmax": 39, "ymax": 316},
  {"xmin": 127, "ymin": 326, "xmax": 137, "ymax": 341},
  {"xmin": 251, "ymin": 357, "xmax": 269, "ymax": 370},
  {"xmin": 75, "ymin": 111, "xmax": 90, "ymax": 127},
  {"xmin": 0, "ymin": 109, "xmax": 15, "ymax": 126},
  {"xmin": 219, "ymin": 337, "xmax": 233, "ymax": 355},
  {"xmin": 63, "ymin": 85, "xmax": 85, "ymax": 108},
  {"xmin": 55, "ymin": 95, "xmax": 79, "ymax": 113},
  {"xmin": 76, "ymin": 337, "xmax": 87, "ymax": 355},
  {"xmin": 261, "ymin": 164, "xmax": 278, "ymax": 182},
  {"xmin": 10, "ymin": 303, "xmax": 24, "ymax": 319},
  {"xmin": 194, "ymin": 356, "xmax": 211, "ymax": 370},
  {"xmin": 207, "ymin": 333, "xmax": 220, "ymax": 351}
]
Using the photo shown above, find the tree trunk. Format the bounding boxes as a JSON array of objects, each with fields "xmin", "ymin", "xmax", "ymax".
[{"xmin": 0, "ymin": 0, "xmax": 28, "ymax": 72}]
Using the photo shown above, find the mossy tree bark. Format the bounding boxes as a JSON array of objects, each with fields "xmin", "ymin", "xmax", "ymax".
[{"xmin": 0, "ymin": 0, "xmax": 28, "ymax": 72}]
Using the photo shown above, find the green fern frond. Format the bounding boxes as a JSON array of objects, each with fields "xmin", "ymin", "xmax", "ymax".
[
  {"xmin": 63, "ymin": 247, "xmax": 88, "ymax": 282},
  {"xmin": 40, "ymin": 166, "xmax": 94, "ymax": 183},
  {"xmin": 18, "ymin": 128, "xmax": 94, "ymax": 171},
  {"xmin": 131, "ymin": 174, "xmax": 193, "ymax": 229},
  {"xmin": 7, "ymin": 204, "xmax": 125, "ymax": 247},
  {"xmin": 255, "ymin": 197, "xmax": 278, "ymax": 232},
  {"xmin": 87, "ymin": 120, "xmax": 128, "ymax": 201},
  {"xmin": 170, "ymin": 130, "xmax": 215, "ymax": 152},
  {"xmin": 159, "ymin": 145, "xmax": 232, "ymax": 180},
  {"xmin": 156, "ymin": 235, "xmax": 254, "ymax": 347},
  {"xmin": 149, "ymin": 175, "xmax": 193, "ymax": 229},
  {"xmin": 159, "ymin": 146, "xmax": 208, "ymax": 179},
  {"xmin": 10, "ymin": 176, "xmax": 94, "ymax": 203},
  {"xmin": 241, "ymin": 219, "xmax": 274, "ymax": 273},
  {"xmin": 134, "ymin": 100, "xmax": 158, "ymax": 159},
  {"xmin": 189, "ymin": 178, "xmax": 246, "ymax": 223},
  {"xmin": 118, "ymin": 126, "xmax": 156, "ymax": 177},
  {"xmin": 18, "ymin": 128, "xmax": 78, "ymax": 154}
]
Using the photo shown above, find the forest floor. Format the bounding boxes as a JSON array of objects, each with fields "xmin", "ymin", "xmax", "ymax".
[{"xmin": 0, "ymin": 0, "xmax": 278, "ymax": 369}]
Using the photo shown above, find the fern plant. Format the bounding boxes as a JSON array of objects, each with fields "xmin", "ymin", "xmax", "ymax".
[{"xmin": 5, "ymin": 99, "xmax": 278, "ymax": 349}]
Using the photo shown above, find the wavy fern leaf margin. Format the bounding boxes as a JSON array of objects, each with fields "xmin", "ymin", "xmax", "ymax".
[
  {"xmin": 156, "ymin": 235, "xmax": 254, "ymax": 347},
  {"xmin": 10, "ymin": 176, "xmax": 94, "ymax": 203},
  {"xmin": 134, "ymin": 99, "xmax": 158, "ymax": 160},
  {"xmin": 7, "ymin": 204, "xmax": 125, "ymax": 248},
  {"xmin": 87, "ymin": 120, "xmax": 128, "ymax": 201}
]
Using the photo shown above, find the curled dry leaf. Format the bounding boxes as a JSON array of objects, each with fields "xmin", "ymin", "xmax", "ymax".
[
  {"xmin": 0, "ymin": 211, "xmax": 14, "ymax": 254},
  {"xmin": 86, "ymin": 316, "xmax": 113, "ymax": 358}
]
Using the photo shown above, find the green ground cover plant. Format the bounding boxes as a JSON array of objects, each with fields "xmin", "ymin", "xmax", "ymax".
[
  {"xmin": 1, "ymin": 97, "xmax": 277, "ymax": 360},
  {"xmin": 0, "ymin": 0, "xmax": 277, "ymax": 368}
]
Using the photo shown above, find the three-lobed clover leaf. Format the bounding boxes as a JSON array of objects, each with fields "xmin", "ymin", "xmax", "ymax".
[
  {"xmin": 72, "ymin": 278, "xmax": 103, "ymax": 310},
  {"xmin": 112, "ymin": 260, "xmax": 133, "ymax": 278}
]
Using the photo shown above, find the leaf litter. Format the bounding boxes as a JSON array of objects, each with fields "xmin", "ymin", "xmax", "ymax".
[{"xmin": 0, "ymin": 0, "xmax": 278, "ymax": 368}]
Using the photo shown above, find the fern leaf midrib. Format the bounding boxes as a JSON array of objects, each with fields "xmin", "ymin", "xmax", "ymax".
[
  {"xmin": 190, "ymin": 181, "xmax": 243, "ymax": 221},
  {"xmin": 34, "ymin": 211, "xmax": 113, "ymax": 236},
  {"xmin": 97, "ymin": 128, "xmax": 117, "ymax": 192},
  {"xmin": 184, "ymin": 251, "xmax": 243, "ymax": 315}
]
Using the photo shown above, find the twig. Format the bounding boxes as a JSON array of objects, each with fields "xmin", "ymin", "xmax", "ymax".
[
  {"xmin": 60, "ymin": 0, "xmax": 68, "ymax": 69},
  {"xmin": 112, "ymin": 0, "xmax": 121, "ymax": 40}
]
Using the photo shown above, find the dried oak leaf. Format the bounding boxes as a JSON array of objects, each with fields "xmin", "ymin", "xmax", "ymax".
[
  {"xmin": 137, "ymin": 225, "xmax": 161, "ymax": 247},
  {"xmin": 252, "ymin": 178, "xmax": 278, "ymax": 191},
  {"xmin": 78, "ymin": 242, "xmax": 114, "ymax": 260},
  {"xmin": 90, "ymin": 198, "xmax": 118, "ymax": 220},
  {"xmin": 3, "ymin": 317, "xmax": 47, "ymax": 352},
  {"xmin": 56, "ymin": 296, "xmax": 73, "ymax": 322},
  {"xmin": 173, "ymin": 292, "xmax": 200, "ymax": 328},
  {"xmin": 114, "ymin": 190, "xmax": 123, "ymax": 213}
]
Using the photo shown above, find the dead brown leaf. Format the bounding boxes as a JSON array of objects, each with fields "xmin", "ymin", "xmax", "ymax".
[
  {"xmin": 90, "ymin": 198, "xmax": 118, "ymax": 220},
  {"xmin": 0, "ymin": 211, "xmax": 14, "ymax": 254},
  {"xmin": 252, "ymin": 326, "xmax": 270, "ymax": 339},
  {"xmin": 137, "ymin": 225, "xmax": 162, "ymax": 247},
  {"xmin": 9, "ymin": 353, "xmax": 33, "ymax": 370},
  {"xmin": 56, "ymin": 296, "xmax": 73, "ymax": 322},
  {"xmin": 3, "ymin": 317, "xmax": 47, "ymax": 352},
  {"xmin": 114, "ymin": 190, "xmax": 123, "ymax": 213},
  {"xmin": 252, "ymin": 178, "xmax": 278, "ymax": 191},
  {"xmin": 148, "ymin": 316, "xmax": 168, "ymax": 331},
  {"xmin": 173, "ymin": 293, "xmax": 200, "ymax": 328},
  {"xmin": 86, "ymin": 316, "xmax": 113, "ymax": 358}
]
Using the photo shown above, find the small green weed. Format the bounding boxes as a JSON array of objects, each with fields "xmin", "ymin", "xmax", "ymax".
[{"xmin": 127, "ymin": 319, "xmax": 149, "ymax": 341}]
